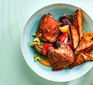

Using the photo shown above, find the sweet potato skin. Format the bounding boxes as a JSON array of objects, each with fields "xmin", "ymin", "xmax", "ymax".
[
  {"xmin": 75, "ymin": 32, "xmax": 93, "ymax": 54},
  {"xmin": 69, "ymin": 25, "xmax": 79, "ymax": 49},
  {"xmin": 73, "ymin": 8, "xmax": 83, "ymax": 40},
  {"xmin": 69, "ymin": 52, "xmax": 93, "ymax": 68},
  {"xmin": 70, "ymin": 32, "xmax": 93, "ymax": 68}
]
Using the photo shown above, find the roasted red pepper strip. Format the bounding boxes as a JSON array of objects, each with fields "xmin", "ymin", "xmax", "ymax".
[
  {"xmin": 58, "ymin": 33, "xmax": 68, "ymax": 44},
  {"xmin": 68, "ymin": 42, "xmax": 73, "ymax": 49},
  {"xmin": 42, "ymin": 43, "xmax": 52, "ymax": 55}
]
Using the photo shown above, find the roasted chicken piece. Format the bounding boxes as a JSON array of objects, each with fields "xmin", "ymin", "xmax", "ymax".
[
  {"xmin": 75, "ymin": 32, "xmax": 93, "ymax": 54},
  {"xmin": 73, "ymin": 8, "xmax": 83, "ymax": 40},
  {"xmin": 69, "ymin": 52, "xmax": 93, "ymax": 68},
  {"xmin": 69, "ymin": 25, "xmax": 79, "ymax": 49},
  {"xmin": 48, "ymin": 42, "xmax": 75, "ymax": 71},
  {"xmin": 36, "ymin": 14, "xmax": 61, "ymax": 43}
]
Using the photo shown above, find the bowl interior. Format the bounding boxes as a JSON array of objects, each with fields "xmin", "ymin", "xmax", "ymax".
[{"xmin": 21, "ymin": 4, "xmax": 93, "ymax": 82}]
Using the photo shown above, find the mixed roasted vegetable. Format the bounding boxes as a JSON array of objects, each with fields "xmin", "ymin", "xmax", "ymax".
[{"xmin": 30, "ymin": 8, "xmax": 93, "ymax": 71}]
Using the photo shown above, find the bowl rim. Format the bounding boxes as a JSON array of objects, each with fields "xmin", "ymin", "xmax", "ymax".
[{"xmin": 20, "ymin": 3, "xmax": 93, "ymax": 82}]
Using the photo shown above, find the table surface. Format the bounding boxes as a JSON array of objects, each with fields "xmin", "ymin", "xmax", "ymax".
[{"xmin": 0, "ymin": 0, "xmax": 93, "ymax": 85}]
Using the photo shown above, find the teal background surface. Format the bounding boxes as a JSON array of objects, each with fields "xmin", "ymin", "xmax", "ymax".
[{"xmin": 0, "ymin": 0, "xmax": 93, "ymax": 85}]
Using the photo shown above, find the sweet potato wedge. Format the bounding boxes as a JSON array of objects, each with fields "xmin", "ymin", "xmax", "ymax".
[
  {"xmin": 69, "ymin": 25, "xmax": 79, "ymax": 49},
  {"xmin": 69, "ymin": 52, "xmax": 93, "ymax": 68},
  {"xmin": 73, "ymin": 8, "xmax": 83, "ymax": 40},
  {"xmin": 80, "ymin": 32, "xmax": 93, "ymax": 43},
  {"xmin": 75, "ymin": 32, "xmax": 93, "ymax": 54}
]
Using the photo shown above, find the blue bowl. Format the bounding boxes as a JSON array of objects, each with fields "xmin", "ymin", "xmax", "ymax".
[{"xmin": 20, "ymin": 4, "xmax": 93, "ymax": 82}]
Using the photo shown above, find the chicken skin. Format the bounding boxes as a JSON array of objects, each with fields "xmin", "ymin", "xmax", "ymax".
[
  {"xmin": 36, "ymin": 14, "xmax": 61, "ymax": 43},
  {"xmin": 48, "ymin": 42, "xmax": 75, "ymax": 71}
]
